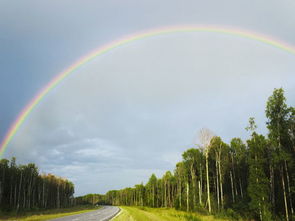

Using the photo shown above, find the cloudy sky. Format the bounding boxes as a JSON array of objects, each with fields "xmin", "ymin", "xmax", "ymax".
[{"xmin": 1, "ymin": 0, "xmax": 295, "ymax": 195}]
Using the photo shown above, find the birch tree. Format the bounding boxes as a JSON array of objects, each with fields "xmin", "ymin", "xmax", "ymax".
[{"xmin": 199, "ymin": 128, "xmax": 214, "ymax": 213}]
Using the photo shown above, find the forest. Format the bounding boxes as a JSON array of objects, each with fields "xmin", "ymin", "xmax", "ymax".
[
  {"xmin": 0, "ymin": 158, "xmax": 75, "ymax": 212},
  {"xmin": 93, "ymin": 88, "xmax": 295, "ymax": 221}
]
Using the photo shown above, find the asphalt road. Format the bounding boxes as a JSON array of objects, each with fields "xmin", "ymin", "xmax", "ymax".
[{"xmin": 49, "ymin": 206, "xmax": 120, "ymax": 221}]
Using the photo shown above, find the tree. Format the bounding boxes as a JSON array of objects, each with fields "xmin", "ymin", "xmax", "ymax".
[
  {"xmin": 199, "ymin": 128, "xmax": 214, "ymax": 213},
  {"xmin": 146, "ymin": 174, "xmax": 157, "ymax": 207},
  {"xmin": 174, "ymin": 162, "xmax": 185, "ymax": 210},
  {"xmin": 182, "ymin": 148, "xmax": 199, "ymax": 210},
  {"xmin": 266, "ymin": 88, "xmax": 294, "ymax": 220},
  {"xmin": 210, "ymin": 136, "xmax": 228, "ymax": 210},
  {"xmin": 230, "ymin": 138, "xmax": 247, "ymax": 200},
  {"xmin": 247, "ymin": 133, "xmax": 271, "ymax": 220}
]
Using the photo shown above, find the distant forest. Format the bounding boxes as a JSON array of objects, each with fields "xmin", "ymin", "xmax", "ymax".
[
  {"xmin": 0, "ymin": 158, "xmax": 75, "ymax": 211},
  {"xmin": 78, "ymin": 88, "xmax": 295, "ymax": 221}
]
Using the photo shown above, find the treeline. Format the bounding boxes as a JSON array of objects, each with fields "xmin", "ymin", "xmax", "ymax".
[
  {"xmin": 101, "ymin": 88, "xmax": 295, "ymax": 221},
  {"xmin": 75, "ymin": 194, "xmax": 107, "ymax": 205},
  {"xmin": 0, "ymin": 158, "xmax": 75, "ymax": 211}
]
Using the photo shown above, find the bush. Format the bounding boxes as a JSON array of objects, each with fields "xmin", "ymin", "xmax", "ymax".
[
  {"xmin": 215, "ymin": 208, "xmax": 241, "ymax": 220},
  {"xmin": 138, "ymin": 206, "xmax": 147, "ymax": 211},
  {"xmin": 183, "ymin": 214, "xmax": 201, "ymax": 221}
]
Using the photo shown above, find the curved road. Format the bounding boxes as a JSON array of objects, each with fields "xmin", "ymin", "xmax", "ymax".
[{"xmin": 50, "ymin": 206, "xmax": 120, "ymax": 221}]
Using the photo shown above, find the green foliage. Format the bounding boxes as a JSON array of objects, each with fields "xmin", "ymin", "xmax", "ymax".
[
  {"xmin": 75, "ymin": 194, "xmax": 106, "ymax": 205},
  {"xmin": 247, "ymin": 133, "xmax": 271, "ymax": 220}
]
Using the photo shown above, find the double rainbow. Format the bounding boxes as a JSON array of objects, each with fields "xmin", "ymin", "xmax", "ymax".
[{"xmin": 1, "ymin": 25, "xmax": 295, "ymax": 157}]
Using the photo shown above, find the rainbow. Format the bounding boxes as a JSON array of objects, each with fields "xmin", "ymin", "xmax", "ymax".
[{"xmin": 1, "ymin": 25, "xmax": 295, "ymax": 157}]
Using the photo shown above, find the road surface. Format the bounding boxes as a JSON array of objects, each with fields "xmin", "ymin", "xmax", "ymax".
[{"xmin": 49, "ymin": 206, "xmax": 120, "ymax": 221}]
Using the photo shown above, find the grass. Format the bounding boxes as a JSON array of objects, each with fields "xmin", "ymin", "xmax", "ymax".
[
  {"xmin": 112, "ymin": 206, "xmax": 231, "ymax": 221},
  {"xmin": 0, "ymin": 205, "xmax": 100, "ymax": 221}
]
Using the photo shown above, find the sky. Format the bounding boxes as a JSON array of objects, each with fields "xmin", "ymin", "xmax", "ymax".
[{"xmin": 1, "ymin": 0, "xmax": 295, "ymax": 196}]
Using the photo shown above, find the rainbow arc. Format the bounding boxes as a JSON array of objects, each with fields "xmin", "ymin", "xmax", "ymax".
[{"xmin": 1, "ymin": 25, "xmax": 295, "ymax": 157}]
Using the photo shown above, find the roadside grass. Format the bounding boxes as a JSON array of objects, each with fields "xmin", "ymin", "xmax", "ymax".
[
  {"xmin": 112, "ymin": 207, "xmax": 135, "ymax": 221},
  {"xmin": 0, "ymin": 205, "xmax": 100, "ymax": 221},
  {"xmin": 112, "ymin": 206, "xmax": 230, "ymax": 221}
]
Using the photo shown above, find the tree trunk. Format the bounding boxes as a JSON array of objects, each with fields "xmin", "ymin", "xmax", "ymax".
[
  {"xmin": 198, "ymin": 180, "xmax": 201, "ymax": 205},
  {"xmin": 23, "ymin": 187, "xmax": 26, "ymax": 209},
  {"xmin": 179, "ymin": 180, "xmax": 182, "ymax": 209},
  {"xmin": 232, "ymin": 155, "xmax": 238, "ymax": 197},
  {"xmin": 270, "ymin": 164, "xmax": 275, "ymax": 211},
  {"xmin": 191, "ymin": 165, "xmax": 196, "ymax": 209},
  {"xmin": 186, "ymin": 181, "xmax": 189, "ymax": 212},
  {"xmin": 42, "ymin": 180, "xmax": 45, "ymax": 208},
  {"xmin": 218, "ymin": 153, "xmax": 224, "ymax": 208},
  {"xmin": 206, "ymin": 153, "xmax": 211, "ymax": 213},
  {"xmin": 14, "ymin": 183, "xmax": 17, "ymax": 209},
  {"xmin": 57, "ymin": 183, "xmax": 60, "ymax": 208},
  {"xmin": 200, "ymin": 163, "xmax": 203, "ymax": 206},
  {"xmin": 239, "ymin": 178, "xmax": 243, "ymax": 198},
  {"xmin": 153, "ymin": 185, "xmax": 155, "ymax": 207},
  {"xmin": 216, "ymin": 152, "xmax": 220, "ymax": 211},
  {"xmin": 254, "ymin": 154, "xmax": 262, "ymax": 220},
  {"xmin": 230, "ymin": 170, "xmax": 235, "ymax": 203},
  {"xmin": 284, "ymin": 160, "xmax": 293, "ymax": 216},
  {"xmin": 17, "ymin": 171, "xmax": 23, "ymax": 212},
  {"xmin": 10, "ymin": 183, "xmax": 13, "ymax": 207},
  {"xmin": 28, "ymin": 169, "xmax": 33, "ymax": 209},
  {"xmin": 164, "ymin": 181, "xmax": 167, "ymax": 207},
  {"xmin": 281, "ymin": 166, "xmax": 289, "ymax": 221}
]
